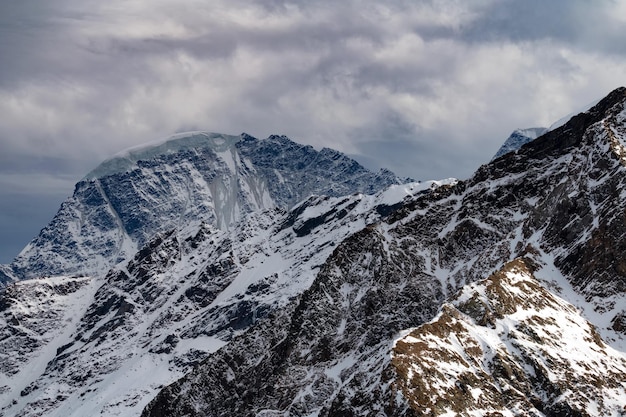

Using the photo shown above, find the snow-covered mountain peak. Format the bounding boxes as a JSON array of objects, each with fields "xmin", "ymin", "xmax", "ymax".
[
  {"xmin": 492, "ymin": 127, "xmax": 548, "ymax": 160},
  {"xmin": 84, "ymin": 132, "xmax": 241, "ymax": 180},
  {"xmin": 4, "ymin": 88, "xmax": 626, "ymax": 417},
  {"xmin": 5, "ymin": 132, "xmax": 405, "ymax": 281}
]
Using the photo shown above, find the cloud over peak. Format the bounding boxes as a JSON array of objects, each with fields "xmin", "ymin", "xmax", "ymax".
[{"xmin": 1, "ymin": 0, "xmax": 625, "ymax": 261}]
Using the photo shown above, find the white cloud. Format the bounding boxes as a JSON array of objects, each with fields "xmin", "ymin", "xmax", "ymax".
[
  {"xmin": 0, "ymin": 0, "xmax": 626, "ymax": 177},
  {"xmin": 0, "ymin": 0, "xmax": 625, "ymax": 236}
]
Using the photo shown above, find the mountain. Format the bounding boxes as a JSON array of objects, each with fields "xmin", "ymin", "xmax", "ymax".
[
  {"xmin": 2, "ymin": 87, "xmax": 626, "ymax": 417},
  {"xmin": 491, "ymin": 127, "xmax": 547, "ymax": 160},
  {"xmin": 393, "ymin": 258, "xmax": 626, "ymax": 416},
  {"xmin": 0, "ymin": 180, "xmax": 450, "ymax": 417},
  {"xmin": 140, "ymin": 87, "xmax": 626, "ymax": 416},
  {"xmin": 2, "ymin": 132, "xmax": 404, "ymax": 283}
]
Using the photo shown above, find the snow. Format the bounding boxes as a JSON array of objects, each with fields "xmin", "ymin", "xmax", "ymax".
[
  {"xmin": 532, "ymin": 250, "xmax": 626, "ymax": 352},
  {"xmin": 0, "ymin": 276, "xmax": 102, "ymax": 415},
  {"xmin": 216, "ymin": 148, "xmax": 237, "ymax": 175},
  {"xmin": 375, "ymin": 179, "xmax": 457, "ymax": 207},
  {"xmin": 492, "ymin": 127, "xmax": 548, "ymax": 159},
  {"xmin": 292, "ymin": 179, "xmax": 457, "ymax": 234},
  {"xmin": 547, "ymin": 97, "xmax": 602, "ymax": 132},
  {"xmin": 84, "ymin": 132, "xmax": 242, "ymax": 180},
  {"xmin": 324, "ymin": 355, "xmax": 357, "ymax": 383},
  {"xmin": 393, "ymin": 263, "xmax": 626, "ymax": 415}
]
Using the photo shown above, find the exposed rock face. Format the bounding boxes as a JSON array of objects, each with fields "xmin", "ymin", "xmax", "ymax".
[
  {"xmin": 392, "ymin": 258, "xmax": 626, "ymax": 416},
  {"xmin": 5, "ymin": 133, "xmax": 403, "ymax": 281},
  {"xmin": 142, "ymin": 88, "xmax": 626, "ymax": 416},
  {"xmin": 141, "ymin": 225, "xmax": 446, "ymax": 417}
]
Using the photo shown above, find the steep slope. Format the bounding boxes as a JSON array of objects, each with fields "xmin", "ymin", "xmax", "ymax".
[
  {"xmin": 491, "ymin": 127, "xmax": 547, "ymax": 160},
  {"xmin": 0, "ymin": 181, "xmax": 447, "ymax": 417},
  {"xmin": 4, "ymin": 133, "xmax": 403, "ymax": 281},
  {"xmin": 0, "ymin": 266, "xmax": 14, "ymax": 286},
  {"xmin": 0, "ymin": 276, "xmax": 99, "ymax": 386},
  {"xmin": 393, "ymin": 258, "xmax": 626, "ymax": 416},
  {"xmin": 3, "ymin": 88, "xmax": 626, "ymax": 417},
  {"xmin": 141, "ymin": 88, "xmax": 626, "ymax": 416}
]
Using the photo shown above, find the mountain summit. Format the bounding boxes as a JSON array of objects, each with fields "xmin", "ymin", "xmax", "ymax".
[
  {"xmin": 491, "ymin": 127, "xmax": 547, "ymax": 160},
  {"xmin": 3, "ymin": 133, "xmax": 404, "ymax": 282}
]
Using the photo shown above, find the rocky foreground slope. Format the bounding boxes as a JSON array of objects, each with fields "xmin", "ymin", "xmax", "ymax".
[
  {"xmin": 2, "ymin": 88, "xmax": 626, "ymax": 416},
  {"xmin": 393, "ymin": 258, "xmax": 626, "ymax": 416}
]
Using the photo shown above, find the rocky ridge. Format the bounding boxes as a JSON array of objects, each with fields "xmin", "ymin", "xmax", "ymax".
[{"xmin": 393, "ymin": 258, "xmax": 626, "ymax": 416}]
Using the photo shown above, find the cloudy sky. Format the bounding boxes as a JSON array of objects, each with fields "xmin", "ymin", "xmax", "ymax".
[{"xmin": 1, "ymin": 0, "xmax": 626, "ymax": 263}]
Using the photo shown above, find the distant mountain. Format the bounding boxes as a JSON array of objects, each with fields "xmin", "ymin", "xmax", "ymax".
[
  {"xmin": 2, "ymin": 133, "xmax": 404, "ymax": 282},
  {"xmin": 492, "ymin": 127, "xmax": 547, "ymax": 160},
  {"xmin": 2, "ymin": 88, "xmax": 626, "ymax": 417}
]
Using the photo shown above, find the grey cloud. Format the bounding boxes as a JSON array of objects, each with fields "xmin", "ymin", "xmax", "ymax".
[
  {"xmin": 1, "ymin": 0, "xmax": 626, "ymax": 262},
  {"xmin": 350, "ymin": 111, "xmax": 490, "ymax": 181},
  {"xmin": 461, "ymin": 0, "xmax": 626, "ymax": 55},
  {"xmin": 0, "ymin": 0, "xmax": 97, "ymax": 87},
  {"xmin": 0, "ymin": 154, "xmax": 80, "ymax": 177}
]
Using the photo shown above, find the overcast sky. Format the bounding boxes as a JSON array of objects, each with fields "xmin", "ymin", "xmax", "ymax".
[{"xmin": 1, "ymin": 0, "xmax": 626, "ymax": 263}]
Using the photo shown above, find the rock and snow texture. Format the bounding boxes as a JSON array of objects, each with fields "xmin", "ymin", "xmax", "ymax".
[
  {"xmin": 0, "ymin": 276, "xmax": 100, "ymax": 414},
  {"xmin": 0, "ymin": 181, "xmax": 442, "ymax": 417},
  {"xmin": 4, "ymin": 132, "xmax": 403, "ymax": 281},
  {"xmin": 3, "ymin": 88, "xmax": 626, "ymax": 417},
  {"xmin": 491, "ymin": 127, "xmax": 547, "ymax": 160},
  {"xmin": 142, "ymin": 87, "xmax": 626, "ymax": 417},
  {"xmin": 0, "ymin": 266, "xmax": 14, "ymax": 286},
  {"xmin": 392, "ymin": 258, "xmax": 626, "ymax": 416}
]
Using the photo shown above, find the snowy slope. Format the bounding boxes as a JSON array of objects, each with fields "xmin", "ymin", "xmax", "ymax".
[
  {"xmin": 0, "ymin": 276, "xmax": 100, "ymax": 414},
  {"xmin": 0, "ymin": 181, "xmax": 447, "ymax": 417},
  {"xmin": 393, "ymin": 258, "xmax": 626, "ymax": 416}
]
